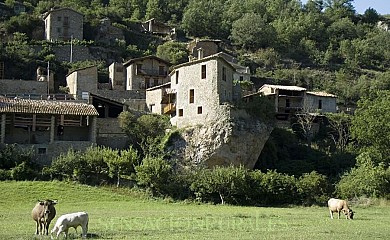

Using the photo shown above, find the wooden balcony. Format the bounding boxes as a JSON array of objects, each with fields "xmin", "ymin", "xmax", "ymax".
[{"xmin": 163, "ymin": 103, "xmax": 176, "ymax": 114}]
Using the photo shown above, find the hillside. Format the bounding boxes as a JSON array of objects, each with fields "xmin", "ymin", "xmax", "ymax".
[{"xmin": 0, "ymin": 0, "xmax": 389, "ymax": 107}]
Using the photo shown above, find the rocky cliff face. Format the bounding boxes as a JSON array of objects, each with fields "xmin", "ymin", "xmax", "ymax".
[{"xmin": 170, "ymin": 105, "xmax": 273, "ymax": 169}]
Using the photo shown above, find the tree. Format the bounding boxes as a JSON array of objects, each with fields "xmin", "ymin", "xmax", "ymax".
[
  {"xmin": 230, "ymin": 13, "xmax": 275, "ymax": 50},
  {"xmin": 325, "ymin": 112, "xmax": 351, "ymax": 152},
  {"xmin": 156, "ymin": 41, "xmax": 188, "ymax": 65},
  {"xmin": 350, "ymin": 90, "xmax": 390, "ymax": 165},
  {"xmin": 145, "ymin": 0, "xmax": 163, "ymax": 21},
  {"xmin": 181, "ymin": 0, "xmax": 228, "ymax": 38},
  {"xmin": 104, "ymin": 147, "xmax": 139, "ymax": 187},
  {"xmin": 118, "ymin": 111, "xmax": 171, "ymax": 155}
]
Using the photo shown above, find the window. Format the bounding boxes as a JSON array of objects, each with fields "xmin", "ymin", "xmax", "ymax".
[
  {"xmin": 38, "ymin": 148, "xmax": 47, "ymax": 155},
  {"xmin": 318, "ymin": 99, "xmax": 322, "ymax": 109},
  {"xmin": 176, "ymin": 71, "xmax": 179, "ymax": 84},
  {"xmin": 286, "ymin": 99, "xmax": 290, "ymax": 108},
  {"xmin": 154, "ymin": 78, "xmax": 159, "ymax": 86},
  {"xmin": 222, "ymin": 67, "xmax": 226, "ymax": 81},
  {"xmin": 201, "ymin": 65, "xmax": 206, "ymax": 79},
  {"xmin": 189, "ymin": 89, "xmax": 194, "ymax": 103},
  {"xmin": 239, "ymin": 76, "xmax": 244, "ymax": 81},
  {"xmin": 179, "ymin": 109, "xmax": 183, "ymax": 117},
  {"xmin": 57, "ymin": 27, "xmax": 62, "ymax": 33},
  {"xmin": 57, "ymin": 16, "xmax": 62, "ymax": 21},
  {"xmin": 116, "ymin": 66, "xmax": 123, "ymax": 72},
  {"xmin": 198, "ymin": 106, "xmax": 202, "ymax": 114},
  {"xmin": 159, "ymin": 66, "xmax": 165, "ymax": 75},
  {"xmin": 271, "ymin": 88, "xmax": 275, "ymax": 94},
  {"xmin": 145, "ymin": 78, "xmax": 151, "ymax": 88},
  {"xmin": 136, "ymin": 64, "xmax": 142, "ymax": 74}
]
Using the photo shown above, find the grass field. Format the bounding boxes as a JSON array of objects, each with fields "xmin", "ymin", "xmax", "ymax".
[{"xmin": 0, "ymin": 181, "xmax": 389, "ymax": 239}]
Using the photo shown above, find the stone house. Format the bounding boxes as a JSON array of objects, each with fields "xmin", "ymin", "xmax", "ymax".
[
  {"xmin": 257, "ymin": 84, "xmax": 337, "ymax": 119},
  {"xmin": 145, "ymin": 82, "xmax": 173, "ymax": 115},
  {"xmin": 122, "ymin": 56, "xmax": 171, "ymax": 91},
  {"xmin": 305, "ymin": 91, "xmax": 337, "ymax": 113},
  {"xmin": 95, "ymin": 18, "xmax": 125, "ymax": 46},
  {"xmin": 0, "ymin": 96, "xmax": 98, "ymax": 164},
  {"xmin": 43, "ymin": 7, "xmax": 83, "ymax": 41},
  {"xmin": 146, "ymin": 53, "xmax": 240, "ymax": 128},
  {"xmin": 189, "ymin": 40, "xmax": 251, "ymax": 85},
  {"xmin": 141, "ymin": 18, "xmax": 175, "ymax": 37},
  {"xmin": 66, "ymin": 66, "xmax": 98, "ymax": 99}
]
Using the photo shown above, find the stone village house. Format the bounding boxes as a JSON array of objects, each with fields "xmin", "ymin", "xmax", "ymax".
[
  {"xmin": 146, "ymin": 52, "xmax": 241, "ymax": 128},
  {"xmin": 0, "ymin": 96, "xmax": 98, "ymax": 164},
  {"xmin": 43, "ymin": 7, "xmax": 83, "ymax": 42}
]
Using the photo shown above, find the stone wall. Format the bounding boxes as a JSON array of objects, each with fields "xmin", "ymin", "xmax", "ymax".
[
  {"xmin": 0, "ymin": 79, "xmax": 47, "ymax": 95},
  {"xmin": 96, "ymin": 118, "xmax": 129, "ymax": 149}
]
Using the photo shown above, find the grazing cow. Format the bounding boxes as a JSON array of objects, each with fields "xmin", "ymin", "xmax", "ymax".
[
  {"xmin": 328, "ymin": 198, "xmax": 354, "ymax": 220},
  {"xmin": 51, "ymin": 212, "xmax": 89, "ymax": 239},
  {"xmin": 31, "ymin": 199, "xmax": 57, "ymax": 235}
]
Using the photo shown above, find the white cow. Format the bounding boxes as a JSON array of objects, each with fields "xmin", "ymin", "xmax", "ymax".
[
  {"xmin": 51, "ymin": 212, "xmax": 89, "ymax": 239},
  {"xmin": 328, "ymin": 198, "xmax": 354, "ymax": 220}
]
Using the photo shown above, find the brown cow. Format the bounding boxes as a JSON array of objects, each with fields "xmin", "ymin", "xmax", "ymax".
[
  {"xmin": 328, "ymin": 198, "xmax": 354, "ymax": 220},
  {"xmin": 31, "ymin": 199, "xmax": 57, "ymax": 235}
]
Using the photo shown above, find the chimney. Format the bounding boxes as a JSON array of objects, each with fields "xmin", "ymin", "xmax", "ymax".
[{"xmin": 197, "ymin": 48, "xmax": 204, "ymax": 60}]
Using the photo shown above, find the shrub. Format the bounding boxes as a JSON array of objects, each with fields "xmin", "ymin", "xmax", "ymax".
[
  {"xmin": 190, "ymin": 165, "xmax": 250, "ymax": 205},
  {"xmin": 336, "ymin": 152, "xmax": 390, "ymax": 198},
  {"xmin": 135, "ymin": 156, "xmax": 173, "ymax": 195},
  {"xmin": 11, "ymin": 161, "xmax": 37, "ymax": 180},
  {"xmin": 253, "ymin": 170, "xmax": 298, "ymax": 205},
  {"xmin": 0, "ymin": 169, "xmax": 11, "ymax": 180},
  {"xmin": 296, "ymin": 171, "xmax": 330, "ymax": 205}
]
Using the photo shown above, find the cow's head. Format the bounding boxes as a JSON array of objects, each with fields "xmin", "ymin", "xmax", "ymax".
[
  {"xmin": 343, "ymin": 209, "xmax": 354, "ymax": 220},
  {"xmin": 38, "ymin": 199, "xmax": 57, "ymax": 220}
]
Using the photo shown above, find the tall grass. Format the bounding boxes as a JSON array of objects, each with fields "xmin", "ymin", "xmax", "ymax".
[{"xmin": 0, "ymin": 181, "xmax": 389, "ymax": 239}]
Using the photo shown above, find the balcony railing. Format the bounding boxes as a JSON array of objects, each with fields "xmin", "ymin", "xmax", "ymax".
[
  {"xmin": 163, "ymin": 103, "xmax": 176, "ymax": 114},
  {"xmin": 136, "ymin": 68, "xmax": 167, "ymax": 76}
]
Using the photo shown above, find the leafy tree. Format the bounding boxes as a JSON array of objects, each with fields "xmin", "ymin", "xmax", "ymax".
[
  {"xmin": 145, "ymin": 0, "xmax": 163, "ymax": 21},
  {"xmin": 325, "ymin": 112, "xmax": 351, "ymax": 152},
  {"xmin": 181, "ymin": 0, "xmax": 228, "ymax": 38},
  {"xmin": 350, "ymin": 90, "xmax": 390, "ymax": 165},
  {"xmin": 104, "ymin": 147, "xmax": 139, "ymax": 187},
  {"xmin": 156, "ymin": 41, "xmax": 188, "ymax": 65},
  {"xmin": 336, "ymin": 152, "xmax": 390, "ymax": 198},
  {"xmin": 230, "ymin": 13, "xmax": 275, "ymax": 50},
  {"xmin": 135, "ymin": 155, "xmax": 173, "ymax": 195},
  {"xmin": 118, "ymin": 111, "xmax": 171, "ymax": 155},
  {"xmin": 362, "ymin": 7, "xmax": 380, "ymax": 25}
]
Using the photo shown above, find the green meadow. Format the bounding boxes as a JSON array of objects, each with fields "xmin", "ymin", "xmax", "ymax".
[{"xmin": 0, "ymin": 181, "xmax": 389, "ymax": 240}]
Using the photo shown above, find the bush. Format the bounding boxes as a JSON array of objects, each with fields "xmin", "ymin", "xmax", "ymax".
[
  {"xmin": 190, "ymin": 165, "xmax": 250, "ymax": 205},
  {"xmin": 11, "ymin": 162, "xmax": 37, "ymax": 180},
  {"xmin": 0, "ymin": 169, "xmax": 11, "ymax": 180},
  {"xmin": 296, "ymin": 171, "xmax": 330, "ymax": 205},
  {"xmin": 336, "ymin": 152, "xmax": 390, "ymax": 199},
  {"xmin": 251, "ymin": 170, "xmax": 298, "ymax": 205},
  {"xmin": 135, "ymin": 156, "xmax": 173, "ymax": 195}
]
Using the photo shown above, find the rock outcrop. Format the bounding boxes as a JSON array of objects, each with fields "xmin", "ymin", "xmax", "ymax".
[{"xmin": 170, "ymin": 105, "xmax": 273, "ymax": 169}]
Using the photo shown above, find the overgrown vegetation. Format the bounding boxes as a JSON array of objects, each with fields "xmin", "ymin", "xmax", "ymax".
[{"xmin": 1, "ymin": 0, "xmax": 390, "ymax": 206}]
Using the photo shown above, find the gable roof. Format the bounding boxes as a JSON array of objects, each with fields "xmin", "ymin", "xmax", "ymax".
[
  {"xmin": 123, "ymin": 55, "xmax": 171, "ymax": 67},
  {"xmin": 169, "ymin": 52, "xmax": 235, "ymax": 76},
  {"xmin": 259, "ymin": 84, "xmax": 306, "ymax": 92},
  {"xmin": 0, "ymin": 97, "xmax": 98, "ymax": 116},
  {"xmin": 306, "ymin": 91, "xmax": 337, "ymax": 98},
  {"xmin": 43, "ymin": 7, "xmax": 83, "ymax": 20}
]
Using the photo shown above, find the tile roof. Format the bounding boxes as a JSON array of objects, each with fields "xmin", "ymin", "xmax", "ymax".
[
  {"xmin": 0, "ymin": 97, "xmax": 98, "ymax": 116},
  {"xmin": 260, "ymin": 84, "xmax": 307, "ymax": 91},
  {"xmin": 306, "ymin": 91, "xmax": 337, "ymax": 98}
]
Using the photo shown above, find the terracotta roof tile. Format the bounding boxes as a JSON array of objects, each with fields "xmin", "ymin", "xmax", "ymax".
[{"xmin": 0, "ymin": 97, "xmax": 98, "ymax": 116}]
